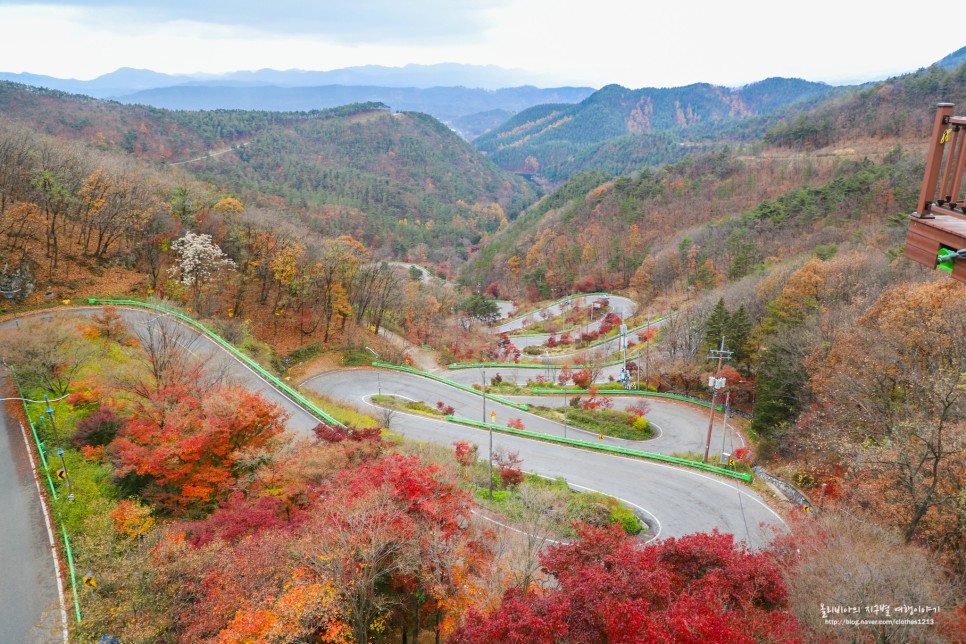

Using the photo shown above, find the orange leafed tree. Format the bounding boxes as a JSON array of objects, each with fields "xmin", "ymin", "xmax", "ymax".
[{"xmin": 112, "ymin": 384, "xmax": 288, "ymax": 511}]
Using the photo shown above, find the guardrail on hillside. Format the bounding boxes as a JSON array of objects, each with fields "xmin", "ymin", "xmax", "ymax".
[
  {"xmin": 89, "ymin": 299, "xmax": 345, "ymax": 428},
  {"xmin": 498, "ymin": 292, "xmax": 614, "ymax": 327},
  {"xmin": 529, "ymin": 388, "xmax": 725, "ymax": 411},
  {"xmin": 449, "ymin": 316, "xmax": 669, "ymax": 371},
  {"xmin": 531, "ymin": 388, "xmax": 755, "ymax": 419},
  {"xmin": 447, "ymin": 344, "xmax": 653, "ymax": 371},
  {"xmin": 12, "ymin": 377, "xmax": 83, "ymax": 625},
  {"xmin": 446, "ymin": 415, "xmax": 752, "ymax": 482},
  {"xmin": 371, "ymin": 362, "xmax": 530, "ymax": 411}
]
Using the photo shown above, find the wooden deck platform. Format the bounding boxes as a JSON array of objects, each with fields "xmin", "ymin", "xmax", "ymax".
[
  {"xmin": 905, "ymin": 103, "xmax": 966, "ymax": 284},
  {"xmin": 906, "ymin": 213, "xmax": 966, "ymax": 283}
]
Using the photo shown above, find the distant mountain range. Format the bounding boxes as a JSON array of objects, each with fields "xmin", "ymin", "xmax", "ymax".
[
  {"xmin": 0, "ymin": 64, "xmax": 594, "ymax": 139},
  {"xmin": 474, "ymin": 78, "xmax": 839, "ymax": 181},
  {"xmin": 110, "ymin": 85, "xmax": 596, "ymax": 138},
  {"xmin": 937, "ymin": 46, "xmax": 966, "ymax": 70},
  {"xmin": 0, "ymin": 63, "xmax": 557, "ymax": 96}
]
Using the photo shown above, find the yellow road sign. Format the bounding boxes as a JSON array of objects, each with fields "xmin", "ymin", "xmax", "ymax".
[
  {"xmin": 82, "ymin": 575, "xmax": 97, "ymax": 589},
  {"xmin": 56, "ymin": 469, "xmax": 66, "ymax": 481}
]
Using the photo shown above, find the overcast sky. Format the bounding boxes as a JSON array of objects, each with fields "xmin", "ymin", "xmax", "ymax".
[{"xmin": 0, "ymin": 0, "xmax": 960, "ymax": 88}]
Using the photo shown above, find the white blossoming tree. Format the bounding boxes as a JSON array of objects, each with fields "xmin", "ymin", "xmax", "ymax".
[{"xmin": 168, "ymin": 231, "xmax": 236, "ymax": 314}]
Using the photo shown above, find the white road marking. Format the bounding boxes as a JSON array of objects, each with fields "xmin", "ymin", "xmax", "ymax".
[{"xmin": 17, "ymin": 423, "xmax": 68, "ymax": 642}]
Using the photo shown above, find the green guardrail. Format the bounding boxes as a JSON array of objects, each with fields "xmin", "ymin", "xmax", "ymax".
[
  {"xmin": 585, "ymin": 315, "xmax": 668, "ymax": 348},
  {"xmin": 499, "ymin": 292, "xmax": 613, "ymax": 326},
  {"xmin": 449, "ymin": 316, "xmax": 669, "ymax": 370},
  {"xmin": 445, "ymin": 415, "xmax": 751, "ymax": 482},
  {"xmin": 529, "ymin": 388, "xmax": 725, "ymax": 412},
  {"xmin": 507, "ymin": 309, "xmax": 666, "ymax": 343},
  {"xmin": 371, "ymin": 362, "xmax": 530, "ymax": 412},
  {"xmin": 89, "ymin": 299, "xmax": 344, "ymax": 428},
  {"xmin": 13, "ymin": 377, "xmax": 83, "ymax": 625},
  {"xmin": 447, "ymin": 344, "xmax": 654, "ymax": 371}
]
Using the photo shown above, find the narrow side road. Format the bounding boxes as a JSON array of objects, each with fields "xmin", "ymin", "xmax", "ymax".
[{"xmin": 0, "ymin": 372, "xmax": 67, "ymax": 643}]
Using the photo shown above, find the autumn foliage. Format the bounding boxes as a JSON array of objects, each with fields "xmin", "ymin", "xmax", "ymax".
[
  {"xmin": 111, "ymin": 383, "xmax": 287, "ymax": 511},
  {"xmin": 452, "ymin": 525, "xmax": 801, "ymax": 642}
]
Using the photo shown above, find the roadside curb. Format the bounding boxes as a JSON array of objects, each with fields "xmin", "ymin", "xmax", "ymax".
[{"xmin": 445, "ymin": 415, "xmax": 753, "ymax": 482}]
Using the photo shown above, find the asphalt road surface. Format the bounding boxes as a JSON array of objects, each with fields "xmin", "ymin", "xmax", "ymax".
[
  {"xmin": 497, "ymin": 295, "xmax": 637, "ymax": 334},
  {"xmin": 302, "ymin": 368, "xmax": 783, "ymax": 547},
  {"xmin": 0, "ymin": 306, "xmax": 783, "ymax": 639},
  {"xmin": 0, "ymin": 371, "xmax": 67, "ymax": 643}
]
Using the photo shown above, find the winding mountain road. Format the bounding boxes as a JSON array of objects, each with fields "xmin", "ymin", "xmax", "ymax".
[
  {"xmin": 302, "ymin": 368, "xmax": 780, "ymax": 546},
  {"xmin": 0, "ymin": 305, "xmax": 783, "ymax": 639}
]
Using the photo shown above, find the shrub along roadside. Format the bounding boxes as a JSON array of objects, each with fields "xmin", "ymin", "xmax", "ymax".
[{"xmin": 526, "ymin": 405, "xmax": 653, "ymax": 440}]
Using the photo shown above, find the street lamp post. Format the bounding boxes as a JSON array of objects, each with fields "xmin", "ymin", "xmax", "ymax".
[
  {"xmin": 619, "ymin": 323, "xmax": 629, "ymax": 389},
  {"xmin": 43, "ymin": 394, "xmax": 73, "ymax": 501},
  {"xmin": 364, "ymin": 346, "xmax": 381, "ymax": 396}
]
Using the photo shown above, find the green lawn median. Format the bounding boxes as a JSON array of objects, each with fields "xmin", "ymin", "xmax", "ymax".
[{"xmin": 445, "ymin": 415, "xmax": 752, "ymax": 482}]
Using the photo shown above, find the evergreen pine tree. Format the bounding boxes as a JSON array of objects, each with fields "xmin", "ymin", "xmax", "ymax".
[
  {"xmin": 728, "ymin": 304, "xmax": 753, "ymax": 369},
  {"xmin": 705, "ymin": 298, "xmax": 730, "ymax": 351}
]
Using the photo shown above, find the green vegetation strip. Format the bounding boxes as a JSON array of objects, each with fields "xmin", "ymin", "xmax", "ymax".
[
  {"xmin": 510, "ymin": 312, "xmax": 666, "ymax": 341},
  {"xmin": 500, "ymin": 292, "xmax": 612, "ymax": 325},
  {"xmin": 13, "ymin": 378, "xmax": 83, "ymax": 624},
  {"xmin": 89, "ymin": 299, "xmax": 345, "ymax": 427},
  {"xmin": 371, "ymin": 362, "xmax": 530, "ymax": 411},
  {"xmin": 530, "ymin": 389, "xmax": 724, "ymax": 412},
  {"xmin": 447, "ymin": 345, "xmax": 652, "ymax": 370},
  {"xmin": 445, "ymin": 415, "xmax": 751, "ymax": 482}
]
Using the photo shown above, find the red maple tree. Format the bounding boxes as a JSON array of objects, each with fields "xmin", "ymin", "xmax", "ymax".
[{"xmin": 452, "ymin": 525, "xmax": 801, "ymax": 642}]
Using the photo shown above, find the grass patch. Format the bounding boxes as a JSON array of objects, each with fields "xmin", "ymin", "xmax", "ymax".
[
  {"xmin": 340, "ymin": 347, "xmax": 374, "ymax": 367},
  {"xmin": 302, "ymin": 391, "xmax": 380, "ymax": 428},
  {"xmin": 370, "ymin": 394, "xmax": 446, "ymax": 418},
  {"xmin": 287, "ymin": 341, "xmax": 326, "ymax": 364},
  {"xmin": 565, "ymin": 407, "xmax": 652, "ymax": 440},
  {"xmin": 527, "ymin": 405, "xmax": 653, "ymax": 441},
  {"xmin": 471, "ymin": 473, "xmax": 644, "ymax": 537}
]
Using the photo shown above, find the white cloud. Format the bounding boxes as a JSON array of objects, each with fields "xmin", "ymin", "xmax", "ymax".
[{"xmin": 0, "ymin": 1, "xmax": 960, "ymax": 87}]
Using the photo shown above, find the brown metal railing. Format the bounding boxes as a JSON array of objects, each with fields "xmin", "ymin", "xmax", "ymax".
[
  {"xmin": 906, "ymin": 104, "xmax": 966, "ymax": 283},
  {"xmin": 915, "ymin": 103, "xmax": 966, "ymax": 219}
]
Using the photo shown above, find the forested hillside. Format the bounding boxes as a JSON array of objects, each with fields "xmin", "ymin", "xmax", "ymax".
[
  {"xmin": 474, "ymin": 78, "xmax": 836, "ymax": 181},
  {"xmin": 459, "ymin": 60, "xmax": 966, "ymax": 582},
  {"xmin": 192, "ymin": 109, "xmax": 536, "ymax": 259},
  {"xmin": 114, "ymin": 84, "xmax": 595, "ymax": 129},
  {"xmin": 464, "ymin": 62, "xmax": 966, "ymax": 298},
  {"xmin": 2, "ymin": 53, "xmax": 965, "ymax": 642},
  {"xmin": 0, "ymin": 83, "xmax": 538, "ymax": 264}
]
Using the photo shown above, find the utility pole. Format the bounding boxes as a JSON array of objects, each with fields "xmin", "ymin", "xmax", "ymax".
[
  {"xmin": 619, "ymin": 323, "xmax": 630, "ymax": 389},
  {"xmin": 703, "ymin": 336, "xmax": 732, "ymax": 463},
  {"xmin": 482, "ymin": 361, "xmax": 492, "ymax": 499},
  {"xmin": 719, "ymin": 391, "xmax": 732, "ymax": 463},
  {"xmin": 645, "ymin": 313, "xmax": 651, "ymax": 391}
]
